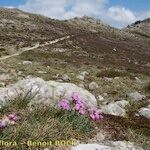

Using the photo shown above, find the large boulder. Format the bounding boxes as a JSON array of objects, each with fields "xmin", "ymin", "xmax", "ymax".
[{"xmin": 0, "ymin": 78, "xmax": 97, "ymax": 108}]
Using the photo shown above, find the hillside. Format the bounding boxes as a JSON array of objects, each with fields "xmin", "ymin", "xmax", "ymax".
[
  {"xmin": 0, "ymin": 8, "xmax": 149, "ymax": 75},
  {"xmin": 125, "ymin": 18, "xmax": 150, "ymax": 39}
]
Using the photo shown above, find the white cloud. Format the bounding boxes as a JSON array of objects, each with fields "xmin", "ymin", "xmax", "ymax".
[
  {"xmin": 19, "ymin": 0, "xmax": 107, "ymax": 19},
  {"xmin": 138, "ymin": 11, "xmax": 150, "ymax": 20},
  {"xmin": 18, "ymin": 0, "xmax": 150, "ymax": 28},
  {"xmin": 107, "ymin": 6, "xmax": 136, "ymax": 24}
]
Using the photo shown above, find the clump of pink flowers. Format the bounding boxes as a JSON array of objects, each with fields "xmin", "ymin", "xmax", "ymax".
[
  {"xmin": 0, "ymin": 113, "xmax": 18, "ymax": 129},
  {"xmin": 58, "ymin": 92, "xmax": 103, "ymax": 121},
  {"xmin": 58, "ymin": 99, "xmax": 70, "ymax": 110}
]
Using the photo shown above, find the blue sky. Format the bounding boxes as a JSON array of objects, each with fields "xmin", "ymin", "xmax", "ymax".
[{"xmin": 0, "ymin": 0, "xmax": 150, "ymax": 28}]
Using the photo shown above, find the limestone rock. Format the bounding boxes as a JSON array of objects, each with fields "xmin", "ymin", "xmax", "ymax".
[
  {"xmin": 101, "ymin": 101, "xmax": 127, "ymax": 117},
  {"xmin": 127, "ymin": 92, "xmax": 145, "ymax": 101},
  {"xmin": 23, "ymin": 61, "xmax": 32, "ymax": 65},
  {"xmin": 89, "ymin": 82, "xmax": 98, "ymax": 90},
  {"xmin": 62, "ymin": 74, "xmax": 70, "ymax": 81},
  {"xmin": 0, "ymin": 78, "xmax": 97, "ymax": 108},
  {"xmin": 71, "ymin": 141, "xmax": 143, "ymax": 150},
  {"xmin": 76, "ymin": 75, "xmax": 84, "ymax": 81},
  {"xmin": 138, "ymin": 107, "xmax": 150, "ymax": 119}
]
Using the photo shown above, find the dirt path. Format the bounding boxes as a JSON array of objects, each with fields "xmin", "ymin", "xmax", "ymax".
[{"xmin": 0, "ymin": 35, "xmax": 71, "ymax": 61}]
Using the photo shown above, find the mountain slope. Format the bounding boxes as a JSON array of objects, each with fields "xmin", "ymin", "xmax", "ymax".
[
  {"xmin": 0, "ymin": 8, "xmax": 150, "ymax": 75},
  {"xmin": 124, "ymin": 18, "xmax": 150, "ymax": 39}
]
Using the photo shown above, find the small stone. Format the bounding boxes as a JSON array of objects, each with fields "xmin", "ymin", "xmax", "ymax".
[
  {"xmin": 0, "ymin": 74, "xmax": 11, "ymax": 81},
  {"xmin": 102, "ymin": 93, "xmax": 108, "ymax": 97},
  {"xmin": 23, "ymin": 61, "xmax": 32, "ymax": 65},
  {"xmin": 127, "ymin": 92, "xmax": 145, "ymax": 101},
  {"xmin": 62, "ymin": 74, "xmax": 70, "ymax": 81},
  {"xmin": 0, "ymin": 82, "xmax": 5, "ymax": 87},
  {"xmin": 103, "ymin": 77, "xmax": 112, "ymax": 82},
  {"xmin": 76, "ymin": 75, "xmax": 84, "ymax": 81},
  {"xmin": 115, "ymin": 100, "xmax": 129, "ymax": 108},
  {"xmin": 89, "ymin": 82, "xmax": 98, "ymax": 90},
  {"xmin": 97, "ymin": 95, "xmax": 104, "ymax": 101},
  {"xmin": 102, "ymin": 102, "xmax": 126, "ymax": 117},
  {"xmin": 37, "ymin": 71, "xmax": 47, "ymax": 74},
  {"xmin": 17, "ymin": 71, "xmax": 22, "ymax": 76},
  {"xmin": 138, "ymin": 108, "xmax": 150, "ymax": 119},
  {"xmin": 78, "ymin": 83, "xmax": 85, "ymax": 88},
  {"xmin": 80, "ymin": 71, "xmax": 89, "ymax": 76}
]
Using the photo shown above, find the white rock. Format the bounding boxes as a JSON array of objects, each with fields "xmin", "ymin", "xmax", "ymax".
[
  {"xmin": 76, "ymin": 75, "xmax": 85, "ymax": 81},
  {"xmin": 101, "ymin": 102, "xmax": 126, "ymax": 117},
  {"xmin": 89, "ymin": 82, "xmax": 98, "ymax": 90},
  {"xmin": 110, "ymin": 141, "xmax": 143, "ymax": 150},
  {"xmin": 97, "ymin": 95, "xmax": 104, "ymax": 101},
  {"xmin": 62, "ymin": 74, "xmax": 70, "ymax": 81},
  {"xmin": 0, "ymin": 78, "xmax": 97, "ymax": 108},
  {"xmin": 127, "ymin": 92, "xmax": 145, "ymax": 101},
  {"xmin": 114, "ymin": 77, "xmax": 120, "ymax": 80},
  {"xmin": 115, "ymin": 100, "xmax": 129, "ymax": 108},
  {"xmin": 103, "ymin": 93, "xmax": 108, "ymax": 97},
  {"xmin": 0, "ymin": 74, "xmax": 11, "ymax": 81},
  {"xmin": 23, "ymin": 61, "xmax": 32, "ymax": 65},
  {"xmin": 78, "ymin": 83, "xmax": 85, "ymax": 88},
  {"xmin": 71, "ymin": 144, "xmax": 111, "ymax": 150},
  {"xmin": 37, "ymin": 71, "xmax": 47, "ymax": 74},
  {"xmin": 138, "ymin": 107, "xmax": 150, "ymax": 119},
  {"xmin": 103, "ymin": 77, "xmax": 112, "ymax": 82},
  {"xmin": 80, "ymin": 71, "xmax": 89, "ymax": 76},
  {"xmin": 71, "ymin": 141, "xmax": 143, "ymax": 150}
]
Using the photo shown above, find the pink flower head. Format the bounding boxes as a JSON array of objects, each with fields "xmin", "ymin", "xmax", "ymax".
[
  {"xmin": 90, "ymin": 114, "xmax": 96, "ymax": 120},
  {"xmin": 0, "ymin": 120, "xmax": 5, "ymax": 129},
  {"xmin": 75, "ymin": 100, "xmax": 84, "ymax": 111},
  {"xmin": 71, "ymin": 93, "xmax": 79, "ymax": 103},
  {"xmin": 58, "ymin": 99, "xmax": 70, "ymax": 110},
  {"xmin": 78, "ymin": 109, "xmax": 86, "ymax": 115},
  {"xmin": 89, "ymin": 108, "xmax": 103, "ymax": 121},
  {"xmin": 8, "ymin": 113, "xmax": 18, "ymax": 122},
  {"xmin": 75, "ymin": 100, "xmax": 86, "ymax": 115}
]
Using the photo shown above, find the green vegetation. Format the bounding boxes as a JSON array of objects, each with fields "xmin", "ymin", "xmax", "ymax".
[
  {"xmin": 0, "ymin": 94, "xmax": 93, "ymax": 150},
  {"xmin": 96, "ymin": 69, "xmax": 133, "ymax": 78}
]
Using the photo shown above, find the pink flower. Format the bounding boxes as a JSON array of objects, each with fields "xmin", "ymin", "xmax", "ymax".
[
  {"xmin": 0, "ymin": 120, "xmax": 5, "ymax": 129},
  {"xmin": 58, "ymin": 99, "xmax": 70, "ymax": 110},
  {"xmin": 89, "ymin": 108, "xmax": 103, "ymax": 121},
  {"xmin": 90, "ymin": 114, "xmax": 96, "ymax": 120},
  {"xmin": 75, "ymin": 100, "xmax": 86, "ymax": 115},
  {"xmin": 75, "ymin": 100, "xmax": 84, "ymax": 110},
  {"xmin": 71, "ymin": 93, "xmax": 79, "ymax": 102},
  {"xmin": 8, "ymin": 113, "xmax": 18, "ymax": 122},
  {"xmin": 78, "ymin": 109, "xmax": 86, "ymax": 115}
]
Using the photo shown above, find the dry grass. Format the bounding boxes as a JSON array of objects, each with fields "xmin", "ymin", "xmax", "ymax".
[{"xmin": 0, "ymin": 94, "xmax": 93, "ymax": 150}]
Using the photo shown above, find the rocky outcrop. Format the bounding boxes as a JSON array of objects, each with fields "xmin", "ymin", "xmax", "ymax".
[
  {"xmin": 101, "ymin": 100, "xmax": 129, "ymax": 117},
  {"xmin": 0, "ymin": 77, "xmax": 97, "ymax": 108}
]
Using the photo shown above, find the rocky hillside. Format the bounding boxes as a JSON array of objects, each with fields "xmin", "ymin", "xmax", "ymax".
[
  {"xmin": 0, "ymin": 8, "xmax": 150, "ymax": 75},
  {"xmin": 125, "ymin": 18, "xmax": 150, "ymax": 39},
  {"xmin": 0, "ymin": 8, "xmax": 150, "ymax": 150}
]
